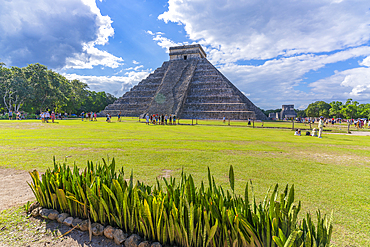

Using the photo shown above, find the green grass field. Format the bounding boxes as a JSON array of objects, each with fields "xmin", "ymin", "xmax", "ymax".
[{"xmin": 0, "ymin": 117, "xmax": 369, "ymax": 246}]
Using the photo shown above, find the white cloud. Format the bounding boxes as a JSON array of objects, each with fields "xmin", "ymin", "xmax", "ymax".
[
  {"xmin": 63, "ymin": 69, "xmax": 152, "ymax": 96},
  {"xmin": 0, "ymin": 0, "xmax": 122, "ymax": 69},
  {"xmin": 64, "ymin": 0, "xmax": 123, "ymax": 69},
  {"xmin": 359, "ymin": 56, "xmax": 370, "ymax": 67},
  {"xmin": 309, "ymin": 67, "xmax": 370, "ymax": 100},
  {"xmin": 124, "ymin": 65, "xmax": 144, "ymax": 71},
  {"xmin": 145, "ymin": 30, "xmax": 154, "ymax": 35},
  {"xmin": 146, "ymin": 31, "xmax": 184, "ymax": 52},
  {"xmin": 133, "ymin": 60, "xmax": 140, "ymax": 64},
  {"xmin": 219, "ymin": 46, "xmax": 370, "ymax": 108},
  {"xmin": 65, "ymin": 43, "xmax": 123, "ymax": 69},
  {"xmin": 159, "ymin": 0, "xmax": 370, "ymax": 62},
  {"xmin": 157, "ymin": 0, "xmax": 370, "ymax": 108}
]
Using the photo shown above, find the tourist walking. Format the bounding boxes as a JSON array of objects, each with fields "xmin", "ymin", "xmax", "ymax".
[
  {"xmin": 118, "ymin": 112, "xmax": 121, "ymax": 122},
  {"xmin": 45, "ymin": 111, "xmax": 50, "ymax": 122},
  {"xmin": 8, "ymin": 110, "xmax": 13, "ymax": 120},
  {"xmin": 40, "ymin": 112, "xmax": 45, "ymax": 123},
  {"xmin": 51, "ymin": 111, "xmax": 55, "ymax": 123},
  {"xmin": 106, "ymin": 113, "xmax": 111, "ymax": 123},
  {"xmin": 146, "ymin": 114, "xmax": 150, "ymax": 125},
  {"xmin": 318, "ymin": 116, "xmax": 324, "ymax": 138},
  {"xmin": 80, "ymin": 111, "xmax": 85, "ymax": 121}
]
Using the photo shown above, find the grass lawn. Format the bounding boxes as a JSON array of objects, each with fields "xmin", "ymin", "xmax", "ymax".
[{"xmin": 0, "ymin": 117, "xmax": 369, "ymax": 246}]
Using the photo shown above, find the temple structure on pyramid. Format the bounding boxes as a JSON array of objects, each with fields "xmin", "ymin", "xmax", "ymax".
[{"xmin": 102, "ymin": 44, "xmax": 267, "ymax": 120}]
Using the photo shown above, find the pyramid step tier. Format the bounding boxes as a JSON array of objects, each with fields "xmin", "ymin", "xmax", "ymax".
[
  {"xmin": 182, "ymin": 103, "xmax": 251, "ymax": 112},
  {"xmin": 181, "ymin": 110, "xmax": 256, "ymax": 120}
]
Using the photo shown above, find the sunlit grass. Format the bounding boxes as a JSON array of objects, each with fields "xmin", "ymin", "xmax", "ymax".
[{"xmin": 0, "ymin": 117, "xmax": 369, "ymax": 246}]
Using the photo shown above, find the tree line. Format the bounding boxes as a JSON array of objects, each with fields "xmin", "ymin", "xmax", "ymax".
[
  {"xmin": 262, "ymin": 100, "xmax": 370, "ymax": 119},
  {"xmin": 304, "ymin": 99, "xmax": 370, "ymax": 119},
  {"xmin": 0, "ymin": 63, "xmax": 116, "ymax": 115}
]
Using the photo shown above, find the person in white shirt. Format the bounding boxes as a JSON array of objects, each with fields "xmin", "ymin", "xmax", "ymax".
[
  {"xmin": 145, "ymin": 114, "xmax": 150, "ymax": 125},
  {"xmin": 294, "ymin": 129, "xmax": 301, "ymax": 136},
  {"xmin": 311, "ymin": 128, "xmax": 318, "ymax": 137},
  {"xmin": 318, "ymin": 116, "xmax": 324, "ymax": 138}
]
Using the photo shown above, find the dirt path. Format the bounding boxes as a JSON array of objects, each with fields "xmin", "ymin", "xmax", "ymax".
[
  {"xmin": 0, "ymin": 168, "xmax": 120, "ymax": 246},
  {"xmin": 0, "ymin": 168, "xmax": 34, "ymax": 212},
  {"xmin": 328, "ymin": 131, "xmax": 370, "ymax": 136}
]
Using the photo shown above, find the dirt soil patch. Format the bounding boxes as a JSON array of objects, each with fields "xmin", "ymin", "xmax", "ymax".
[
  {"xmin": 0, "ymin": 168, "xmax": 121, "ymax": 246},
  {"xmin": 0, "ymin": 168, "xmax": 34, "ymax": 212}
]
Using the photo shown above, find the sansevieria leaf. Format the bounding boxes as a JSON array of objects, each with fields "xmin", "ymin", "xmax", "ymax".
[{"xmin": 229, "ymin": 165, "xmax": 235, "ymax": 193}]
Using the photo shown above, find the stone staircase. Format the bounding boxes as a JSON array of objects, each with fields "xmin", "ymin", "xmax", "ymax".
[{"xmin": 146, "ymin": 59, "xmax": 198, "ymax": 115}]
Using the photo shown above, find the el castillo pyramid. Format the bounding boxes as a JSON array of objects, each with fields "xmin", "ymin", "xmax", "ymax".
[{"xmin": 102, "ymin": 44, "xmax": 267, "ymax": 120}]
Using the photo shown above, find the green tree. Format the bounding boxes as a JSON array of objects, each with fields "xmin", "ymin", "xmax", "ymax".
[
  {"xmin": 79, "ymin": 91, "xmax": 117, "ymax": 113},
  {"xmin": 0, "ymin": 64, "xmax": 30, "ymax": 112},
  {"xmin": 23, "ymin": 63, "xmax": 52, "ymax": 111},
  {"xmin": 294, "ymin": 109, "xmax": 306, "ymax": 118},
  {"xmin": 358, "ymin": 104, "xmax": 370, "ymax": 119},
  {"xmin": 305, "ymin": 101, "xmax": 331, "ymax": 118},
  {"xmin": 340, "ymin": 99, "xmax": 358, "ymax": 119},
  {"xmin": 329, "ymin": 101, "xmax": 343, "ymax": 118},
  {"xmin": 1, "ymin": 62, "xmax": 117, "ymax": 115},
  {"xmin": 63, "ymin": 79, "xmax": 89, "ymax": 115},
  {"xmin": 0, "ymin": 63, "xmax": 12, "ymax": 111}
]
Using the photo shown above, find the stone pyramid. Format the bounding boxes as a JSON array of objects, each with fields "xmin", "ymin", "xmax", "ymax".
[{"xmin": 102, "ymin": 44, "xmax": 267, "ymax": 120}]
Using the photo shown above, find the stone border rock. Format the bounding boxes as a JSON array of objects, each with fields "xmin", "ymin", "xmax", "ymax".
[{"xmin": 28, "ymin": 202, "xmax": 165, "ymax": 247}]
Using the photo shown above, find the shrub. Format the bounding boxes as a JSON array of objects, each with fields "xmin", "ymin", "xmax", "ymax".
[{"xmin": 28, "ymin": 158, "xmax": 333, "ymax": 246}]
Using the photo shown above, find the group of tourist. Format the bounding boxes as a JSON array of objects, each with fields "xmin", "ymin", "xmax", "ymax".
[
  {"xmin": 7, "ymin": 110, "xmax": 27, "ymax": 120},
  {"xmin": 352, "ymin": 119, "xmax": 369, "ymax": 128},
  {"xmin": 80, "ymin": 111, "xmax": 98, "ymax": 121},
  {"xmin": 295, "ymin": 116, "xmax": 325, "ymax": 138},
  {"xmin": 144, "ymin": 114, "xmax": 177, "ymax": 125},
  {"xmin": 295, "ymin": 128, "xmax": 320, "ymax": 137},
  {"xmin": 298, "ymin": 117, "xmax": 370, "ymax": 128},
  {"xmin": 39, "ymin": 111, "xmax": 68, "ymax": 123},
  {"xmin": 104, "ymin": 112, "xmax": 123, "ymax": 123},
  {"xmin": 320, "ymin": 117, "xmax": 370, "ymax": 128}
]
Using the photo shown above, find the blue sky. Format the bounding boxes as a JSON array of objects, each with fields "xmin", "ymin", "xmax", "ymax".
[{"xmin": 1, "ymin": 0, "xmax": 370, "ymax": 109}]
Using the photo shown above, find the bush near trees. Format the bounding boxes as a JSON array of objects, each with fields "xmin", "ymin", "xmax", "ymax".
[{"xmin": 0, "ymin": 63, "xmax": 116, "ymax": 115}]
